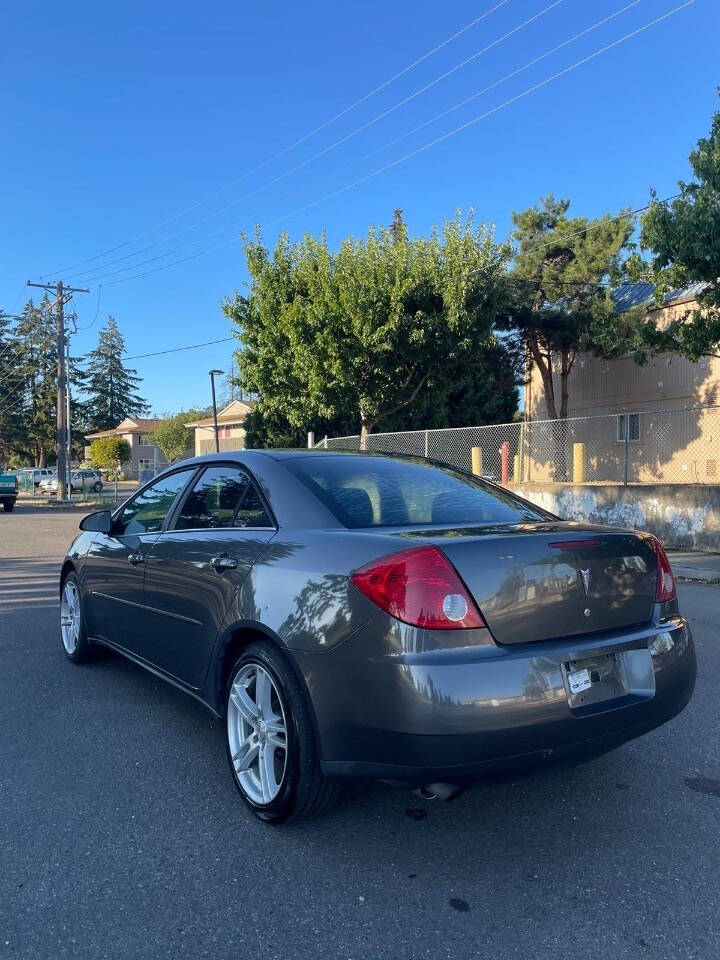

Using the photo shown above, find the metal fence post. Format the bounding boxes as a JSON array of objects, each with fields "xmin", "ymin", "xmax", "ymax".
[
  {"xmin": 424, "ymin": 430, "xmax": 429, "ymax": 458},
  {"xmin": 623, "ymin": 413, "xmax": 630, "ymax": 486}
]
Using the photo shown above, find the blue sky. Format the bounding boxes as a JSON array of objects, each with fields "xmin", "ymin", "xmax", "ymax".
[{"xmin": 1, "ymin": 0, "xmax": 717, "ymax": 413}]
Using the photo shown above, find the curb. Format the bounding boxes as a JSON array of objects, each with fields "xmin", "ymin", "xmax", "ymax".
[{"xmin": 675, "ymin": 573, "xmax": 720, "ymax": 585}]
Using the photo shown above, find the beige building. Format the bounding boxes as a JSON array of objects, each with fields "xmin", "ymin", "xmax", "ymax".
[
  {"xmin": 522, "ymin": 283, "xmax": 717, "ymax": 483},
  {"xmin": 85, "ymin": 417, "xmax": 170, "ymax": 478},
  {"xmin": 186, "ymin": 399, "xmax": 254, "ymax": 456}
]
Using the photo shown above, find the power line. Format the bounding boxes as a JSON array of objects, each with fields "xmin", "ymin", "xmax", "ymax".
[
  {"xmin": 76, "ymin": 285, "xmax": 103, "ymax": 331},
  {"xmin": 81, "ymin": 1, "xmax": 693, "ymax": 292},
  {"xmin": 519, "ymin": 194, "xmax": 679, "ymax": 255},
  {"xmin": 122, "ymin": 337, "xmax": 235, "ymax": 362},
  {"xmin": 66, "ymin": 0, "xmax": 563, "ymax": 285},
  {"xmin": 38, "ymin": 0, "xmax": 513, "ymax": 280},
  {"xmin": 0, "ymin": 367, "xmax": 24, "ymax": 389},
  {"xmin": 0, "ymin": 375, "xmax": 28, "ymax": 416},
  {"xmin": 0, "ymin": 323, "xmax": 23, "ymax": 366},
  {"xmin": 90, "ymin": 0, "xmax": 641, "ymax": 287},
  {"xmin": 9, "ymin": 285, "xmax": 27, "ymax": 314},
  {"xmin": 71, "ymin": 0, "xmax": 639, "ymax": 288},
  {"xmin": 99, "ymin": 248, "xmax": 225, "ymax": 288},
  {"xmin": 260, "ymin": 3, "xmax": 693, "ymax": 233},
  {"xmin": 318, "ymin": 0, "xmax": 645, "ymax": 187}
]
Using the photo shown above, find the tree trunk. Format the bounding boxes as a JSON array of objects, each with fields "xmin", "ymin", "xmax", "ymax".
[
  {"xmin": 360, "ymin": 419, "xmax": 376, "ymax": 451},
  {"xmin": 559, "ymin": 348, "xmax": 572, "ymax": 420},
  {"xmin": 528, "ymin": 339, "xmax": 572, "ymax": 480},
  {"xmin": 528, "ymin": 337, "xmax": 558, "ymax": 420},
  {"xmin": 357, "ymin": 368, "xmax": 430, "ymax": 451}
]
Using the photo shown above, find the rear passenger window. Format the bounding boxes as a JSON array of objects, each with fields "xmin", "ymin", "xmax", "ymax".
[{"xmin": 175, "ymin": 467, "xmax": 271, "ymax": 530}]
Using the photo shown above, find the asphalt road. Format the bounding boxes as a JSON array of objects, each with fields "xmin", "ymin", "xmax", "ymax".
[{"xmin": 1, "ymin": 508, "xmax": 719, "ymax": 960}]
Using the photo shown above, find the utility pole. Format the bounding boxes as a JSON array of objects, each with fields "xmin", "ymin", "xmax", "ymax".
[
  {"xmin": 27, "ymin": 279, "xmax": 89, "ymax": 500},
  {"xmin": 209, "ymin": 369, "xmax": 223, "ymax": 453},
  {"xmin": 66, "ymin": 338, "xmax": 72, "ymax": 500}
]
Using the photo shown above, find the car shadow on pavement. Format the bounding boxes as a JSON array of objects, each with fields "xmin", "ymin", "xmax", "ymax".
[
  {"xmin": 0, "ymin": 556, "xmax": 64, "ymax": 616},
  {"xmin": 79, "ymin": 633, "xmax": 690, "ymax": 849}
]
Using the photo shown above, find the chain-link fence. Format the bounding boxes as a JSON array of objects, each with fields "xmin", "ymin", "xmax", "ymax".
[{"xmin": 318, "ymin": 404, "xmax": 720, "ymax": 485}]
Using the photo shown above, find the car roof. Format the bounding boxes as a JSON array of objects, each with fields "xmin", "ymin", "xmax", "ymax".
[{"xmin": 183, "ymin": 449, "xmax": 412, "ymax": 465}]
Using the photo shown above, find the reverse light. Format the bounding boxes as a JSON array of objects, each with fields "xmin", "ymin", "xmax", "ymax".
[
  {"xmin": 350, "ymin": 545, "xmax": 485, "ymax": 630},
  {"xmin": 653, "ymin": 538, "xmax": 677, "ymax": 603}
]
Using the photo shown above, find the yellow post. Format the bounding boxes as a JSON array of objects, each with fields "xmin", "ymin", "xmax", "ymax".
[
  {"xmin": 471, "ymin": 446, "xmax": 482, "ymax": 477},
  {"xmin": 573, "ymin": 442, "xmax": 585, "ymax": 483},
  {"xmin": 513, "ymin": 454, "xmax": 521, "ymax": 483}
]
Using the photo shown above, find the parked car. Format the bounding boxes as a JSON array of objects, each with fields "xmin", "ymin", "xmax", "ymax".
[
  {"xmin": 18, "ymin": 467, "xmax": 56, "ymax": 489},
  {"xmin": 41, "ymin": 469, "xmax": 103, "ymax": 495},
  {"xmin": 0, "ymin": 470, "xmax": 18, "ymax": 512},
  {"xmin": 60, "ymin": 451, "xmax": 696, "ymax": 823}
]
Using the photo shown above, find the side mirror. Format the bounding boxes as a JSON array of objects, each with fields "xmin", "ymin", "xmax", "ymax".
[{"xmin": 79, "ymin": 510, "xmax": 113, "ymax": 534}]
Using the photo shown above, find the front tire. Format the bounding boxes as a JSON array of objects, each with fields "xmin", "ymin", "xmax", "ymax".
[
  {"xmin": 225, "ymin": 642, "xmax": 342, "ymax": 823},
  {"xmin": 3, "ymin": 500, "xmax": 14, "ymax": 513},
  {"xmin": 60, "ymin": 573, "xmax": 94, "ymax": 663}
]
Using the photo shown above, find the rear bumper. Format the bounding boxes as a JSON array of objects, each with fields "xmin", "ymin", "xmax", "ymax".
[{"xmin": 294, "ymin": 616, "xmax": 696, "ymax": 782}]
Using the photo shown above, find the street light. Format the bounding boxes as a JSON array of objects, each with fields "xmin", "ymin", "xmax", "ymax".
[{"xmin": 209, "ymin": 369, "xmax": 224, "ymax": 453}]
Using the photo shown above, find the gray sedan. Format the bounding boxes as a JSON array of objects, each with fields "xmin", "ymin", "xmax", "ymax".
[{"xmin": 60, "ymin": 451, "xmax": 696, "ymax": 823}]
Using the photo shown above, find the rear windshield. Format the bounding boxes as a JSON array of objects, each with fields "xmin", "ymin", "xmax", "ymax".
[{"xmin": 284, "ymin": 455, "xmax": 550, "ymax": 528}]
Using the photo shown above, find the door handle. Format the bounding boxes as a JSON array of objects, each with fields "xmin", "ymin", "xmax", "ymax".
[
  {"xmin": 128, "ymin": 552, "xmax": 145, "ymax": 566},
  {"xmin": 211, "ymin": 554, "xmax": 238, "ymax": 572}
]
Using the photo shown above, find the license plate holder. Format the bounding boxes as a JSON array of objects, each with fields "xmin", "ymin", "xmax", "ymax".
[{"xmin": 563, "ymin": 653, "xmax": 624, "ymax": 709}]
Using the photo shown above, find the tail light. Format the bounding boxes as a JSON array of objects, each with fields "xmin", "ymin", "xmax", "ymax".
[
  {"xmin": 653, "ymin": 538, "xmax": 676, "ymax": 603},
  {"xmin": 350, "ymin": 545, "xmax": 485, "ymax": 630}
]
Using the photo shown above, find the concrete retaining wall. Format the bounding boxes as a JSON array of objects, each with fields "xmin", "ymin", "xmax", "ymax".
[{"xmin": 512, "ymin": 483, "xmax": 719, "ymax": 552}]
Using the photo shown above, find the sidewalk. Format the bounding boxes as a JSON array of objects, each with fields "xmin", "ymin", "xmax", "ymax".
[{"xmin": 668, "ymin": 551, "xmax": 720, "ymax": 585}]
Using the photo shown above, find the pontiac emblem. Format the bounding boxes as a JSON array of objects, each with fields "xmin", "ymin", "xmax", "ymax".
[{"xmin": 579, "ymin": 569, "xmax": 591, "ymax": 597}]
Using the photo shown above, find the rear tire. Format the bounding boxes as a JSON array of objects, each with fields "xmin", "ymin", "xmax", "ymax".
[
  {"xmin": 225, "ymin": 641, "xmax": 342, "ymax": 823},
  {"xmin": 3, "ymin": 500, "xmax": 14, "ymax": 513},
  {"xmin": 93, "ymin": 481, "xmax": 102, "ymax": 493}
]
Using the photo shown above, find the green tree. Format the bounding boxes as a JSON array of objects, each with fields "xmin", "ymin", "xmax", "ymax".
[
  {"xmin": 11, "ymin": 296, "xmax": 59, "ymax": 466},
  {"xmin": 80, "ymin": 317, "xmax": 149, "ymax": 432},
  {"xmin": 147, "ymin": 409, "xmax": 205, "ymax": 463},
  {"xmin": 0, "ymin": 297, "xmax": 88, "ymax": 466},
  {"xmin": 498, "ymin": 195, "xmax": 635, "ymax": 421},
  {"xmin": 637, "ymin": 100, "xmax": 720, "ymax": 360},
  {"xmin": 89, "ymin": 436, "xmax": 131, "ymax": 469},
  {"xmin": 224, "ymin": 214, "xmax": 512, "ymax": 446},
  {"xmin": 0, "ymin": 309, "xmax": 25, "ymax": 463}
]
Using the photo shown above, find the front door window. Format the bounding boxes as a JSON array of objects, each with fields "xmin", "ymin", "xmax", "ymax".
[{"xmin": 117, "ymin": 470, "xmax": 195, "ymax": 535}]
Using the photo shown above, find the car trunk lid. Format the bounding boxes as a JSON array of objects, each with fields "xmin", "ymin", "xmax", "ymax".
[{"xmin": 417, "ymin": 524, "xmax": 658, "ymax": 644}]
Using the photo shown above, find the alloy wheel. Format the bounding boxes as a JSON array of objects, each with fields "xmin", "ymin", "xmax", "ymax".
[
  {"xmin": 60, "ymin": 579, "xmax": 81, "ymax": 655},
  {"xmin": 227, "ymin": 663, "xmax": 288, "ymax": 805}
]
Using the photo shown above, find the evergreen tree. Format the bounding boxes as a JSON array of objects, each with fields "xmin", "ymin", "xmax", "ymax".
[
  {"xmin": 80, "ymin": 317, "xmax": 149, "ymax": 431},
  {"xmin": 0, "ymin": 308, "xmax": 26, "ymax": 463},
  {"xmin": 497, "ymin": 195, "xmax": 635, "ymax": 421},
  {"xmin": 11, "ymin": 296, "xmax": 58, "ymax": 466}
]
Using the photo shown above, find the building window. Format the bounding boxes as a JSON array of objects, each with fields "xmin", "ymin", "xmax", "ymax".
[{"xmin": 617, "ymin": 413, "xmax": 640, "ymax": 442}]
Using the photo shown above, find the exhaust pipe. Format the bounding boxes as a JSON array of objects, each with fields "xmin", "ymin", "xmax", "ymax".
[{"xmin": 412, "ymin": 782, "xmax": 467, "ymax": 802}]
